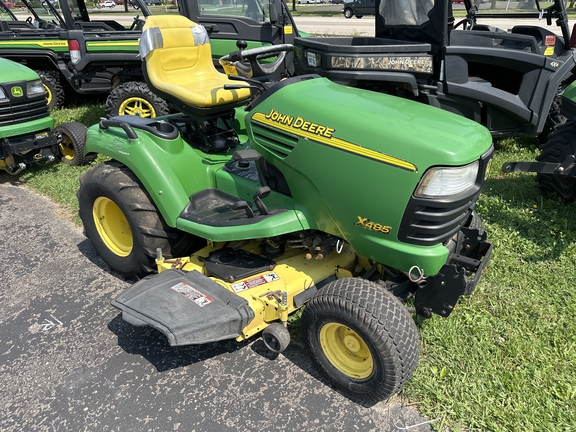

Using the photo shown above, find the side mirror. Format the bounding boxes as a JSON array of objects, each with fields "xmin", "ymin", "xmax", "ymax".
[{"xmin": 268, "ymin": 0, "xmax": 280, "ymax": 24}]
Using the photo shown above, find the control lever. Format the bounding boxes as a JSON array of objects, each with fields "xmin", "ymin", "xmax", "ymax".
[
  {"xmin": 253, "ymin": 186, "xmax": 271, "ymax": 215},
  {"xmin": 233, "ymin": 200, "xmax": 255, "ymax": 218}
]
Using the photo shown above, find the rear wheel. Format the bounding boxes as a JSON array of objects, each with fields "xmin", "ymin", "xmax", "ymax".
[
  {"xmin": 535, "ymin": 121, "xmax": 576, "ymax": 201},
  {"xmin": 355, "ymin": 14, "xmax": 363, "ymax": 18},
  {"xmin": 55, "ymin": 122, "xmax": 95, "ymax": 166},
  {"xmin": 105, "ymin": 81, "xmax": 169, "ymax": 118},
  {"xmin": 344, "ymin": 8, "xmax": 352, "ymax": 18},
  {"xmin": 77, "ymin": 160, "xmax": 199, "ymax": 278},
  {"xmin": 301, "ymin": 278, "xmax": 420, "ymax": 403},
  {"xmin": 36, "ymin": 69, "xmax": 64, "ymax": 110}
]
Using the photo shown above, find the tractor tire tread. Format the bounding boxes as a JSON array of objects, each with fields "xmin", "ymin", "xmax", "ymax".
[
  {"xmin": 105, "ymin": 81, "xmax": 169, "ymax": 118},
  {"xmin": 536, "ymin": 121, "xmax": 576, "ymax": 201},
  {"xmin": 77, "ymin": 160, "xmax": 199, "ymax": 278},
  {"xmin": 36, "ymin": 69, "xmax": 65, "ymax": 110},
  {"xmin": 55, "ymin": 122, "xmax": 93, "ymax": 166},
  {"xmin": 301, "ymin": 278, "xmax": 419, "ymax": 403}
]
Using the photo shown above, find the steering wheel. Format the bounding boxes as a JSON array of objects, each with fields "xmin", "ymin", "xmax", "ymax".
[
  {"xmin": 219, "ymin": 43, "xmax": 293, "ymax": 79},
  {"xmin": 454, "ymin": 17, "xmax": 474, "ymax": 30}
]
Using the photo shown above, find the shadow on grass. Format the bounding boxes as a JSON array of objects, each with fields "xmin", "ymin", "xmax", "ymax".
[{"xmin": 479, "ymin": 172, "xmax": 576, "ymax": 262}]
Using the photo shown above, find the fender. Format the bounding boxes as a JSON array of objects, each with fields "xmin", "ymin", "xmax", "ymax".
[
  {"xmin": 84, "ymin": 122, "xmax": 228, "ymax": 227},
  {"xmin": 0, "ymin": 49, "xmax": 63, "ymax": 71},
  {"xmin": 560, "ymin": 80, "xmax": 576, "ymax": 122}
]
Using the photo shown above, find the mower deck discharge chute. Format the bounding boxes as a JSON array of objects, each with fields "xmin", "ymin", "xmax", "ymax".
[{"xmin": 78, "ymin": 15, "xmax": 494, "ymax": 402}]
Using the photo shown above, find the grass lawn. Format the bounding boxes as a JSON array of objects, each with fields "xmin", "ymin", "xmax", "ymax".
[{"xmin": 12, "ymin": 98, "xmax": 576, "ymax": 431}]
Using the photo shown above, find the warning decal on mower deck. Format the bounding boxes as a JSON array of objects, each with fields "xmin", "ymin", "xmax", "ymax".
[
  {"xmin": 231, "ymin": 272, "xmax": 280, "ymax": 293},
  {"xmin": 170, "ymin": 282, "xmax": 213, "ymax": 307}
]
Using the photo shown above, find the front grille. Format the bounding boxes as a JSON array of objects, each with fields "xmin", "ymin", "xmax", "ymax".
[
  {"xmin": 398, "ymin": 147, "xmax": 494, "ymax": 246},
  {"xmin": 0, "ymin": 82, "xmax": 49, "ymax": 127},
  {"xmin": 398, "ymin": 195, "xmax": 479, "ymax": 246}
]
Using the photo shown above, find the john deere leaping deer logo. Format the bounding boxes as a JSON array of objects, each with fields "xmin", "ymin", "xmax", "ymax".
[{"xmin": 10, "ymin": 86, "xmax": 23, "ymax": 97}]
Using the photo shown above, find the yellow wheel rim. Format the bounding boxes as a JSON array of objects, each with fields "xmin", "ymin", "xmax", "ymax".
[
  {"xmin": 118, "ymin": 97, "xmax": 156, "ymax": 118},
  {"xmin": 93, "ymin": 197, "xmax": 133, "ymax": 257},
  {"xmin": 319, "ymin": 322, "xmax": 374, "ymax": 379},
  {"xmin": 58, "ymin": 134, "xmax": 75, "ymax": 161},
  {"xmin": 43, "ymin": 83, "xmax": 52, "ymax": 106}
]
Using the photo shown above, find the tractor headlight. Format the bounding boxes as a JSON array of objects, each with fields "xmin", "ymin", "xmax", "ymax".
[
  {"xmin": 27, "ymin": 79, "xmax": 45, "ymax": 97},
  {"xmin": 0, "ymin": 87, "xmax": 6, "ymax": 100},
  {"xmin": 415, "ymin": 161, "xmax": 479, "ymax": 198}
]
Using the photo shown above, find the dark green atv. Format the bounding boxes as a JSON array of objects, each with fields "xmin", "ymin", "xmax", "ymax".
[{"xmin": 77, "ymin": 14, "xmax": 493, "ymax": 403}]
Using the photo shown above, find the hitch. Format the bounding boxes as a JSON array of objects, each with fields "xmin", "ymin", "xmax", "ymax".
[{"xmin": 502, "ymin": 155, "xmax": 576, "ymax": 177}]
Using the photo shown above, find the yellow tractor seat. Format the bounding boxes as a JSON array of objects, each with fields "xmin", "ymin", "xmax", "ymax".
[{"xmin": 139, "ymin": 15, "xmax": 251, "ymax": 116}]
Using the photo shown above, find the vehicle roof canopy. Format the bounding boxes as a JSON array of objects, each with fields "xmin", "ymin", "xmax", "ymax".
[{"xmin": 374, "ymin": 0, "xmax": 570, "ymax": 55}]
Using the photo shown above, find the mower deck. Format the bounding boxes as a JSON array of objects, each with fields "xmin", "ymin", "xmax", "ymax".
[{"xmin": 112, "ymin": 241, "xmax": 358, "ymax": 346}]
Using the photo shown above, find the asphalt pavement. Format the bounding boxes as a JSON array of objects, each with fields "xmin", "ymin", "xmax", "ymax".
[{"xmin": 0, "ymin": 177, "xmax": 435, "ymax": 431}]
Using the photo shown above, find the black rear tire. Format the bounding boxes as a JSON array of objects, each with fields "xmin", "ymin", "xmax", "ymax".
[
  {"xmin": 301, "ymin": 278, "xmax": 420, "ymax": 403},
  {"xmin": 536, "ymin": 121, "xmax": 576, "ymax": 201},
  {"xmin": 36, "ymin": 69, "xmax": 65, "ymax": 110},
  {"xmin": 105, "ymin": 81, "xmax": 170, "ymax": 118},
  {"xmin": 77, "ymin": 160, "xmax": 200, "ymax": 278},
  {"xmin": 55, "ymin": 122, "xmax": 95, "ymax": 166}
]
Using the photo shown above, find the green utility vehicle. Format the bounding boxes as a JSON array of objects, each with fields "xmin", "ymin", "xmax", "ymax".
[
  {"xmin": 0, "ymin": 0, "xmax": 301, "ymax": 114},
  {"xmin": 0, "ymin": 0, "xmax": 158, "ymax": 113},
  {"xmin": 77, "ymin": 15, "xmax": 493, "ymax": 402},
  {"xmin": 0, "ymin": 57, "xmax": 90, "ymax": 173},
  {"xmin": 293, "ymin": 0, "xmax": 576, "ymax": 140},
  {"xmin": 177, "ymin": 0, "xmax": 304, "ymax": 78}
]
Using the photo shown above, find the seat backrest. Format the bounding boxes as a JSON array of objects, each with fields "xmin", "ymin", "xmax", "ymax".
[
  {"xmin": 140, "ymin": 15, "xmax": 216, "ymax": 89},
  {"xmin": 140, "ymin": 15, "xmax": 250, "ymax": 111}
]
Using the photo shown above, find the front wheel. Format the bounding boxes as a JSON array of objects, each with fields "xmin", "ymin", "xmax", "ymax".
[
  {"xmin": 301, "ymin": 278, "xmax": 420, "ymax": 403},
  {"xmin": 344, "ymin": 8, "xmax": 352, "ymax": 18},
  {"xmin": 536, "ymin": 121, "xmax": 576, "ymax": 201},
  {"xmin": 77, "ymin": 161, "xmax": 199, "ymax": 278},
  {"xmin": 105, "ymin": 81, "xmax": 169, "ymax": 118},
  {"xmin": 55, "ymin": 122, "xmax": 95, "ymax": 166}
]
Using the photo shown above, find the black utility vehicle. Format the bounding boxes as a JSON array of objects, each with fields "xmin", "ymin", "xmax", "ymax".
[
  {"xmin": 295, "ymin": 0, "xmax": 576, "ymax": 139},
  {"xmin": 342, "ymin": 0, "xmax": 375, "ymax": 19}
]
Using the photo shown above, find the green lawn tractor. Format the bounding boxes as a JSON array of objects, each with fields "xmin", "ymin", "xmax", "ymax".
[
  {"xmin": 0, "ymin": 57, "xmax": 92, "ymax": 174},
  {"xmin": 77, "ymin": 15, "xmax": 494, "ymax": 402}
]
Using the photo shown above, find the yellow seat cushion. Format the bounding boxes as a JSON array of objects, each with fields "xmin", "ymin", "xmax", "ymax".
[{"xmin": 141, "ymin": 15, "xmax": 250, "ymax": 108}]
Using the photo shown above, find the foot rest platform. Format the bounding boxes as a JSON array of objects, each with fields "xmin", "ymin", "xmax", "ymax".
[{"xmin": 179, "ymin": 188, "xmax": 287, "ymax": 227}]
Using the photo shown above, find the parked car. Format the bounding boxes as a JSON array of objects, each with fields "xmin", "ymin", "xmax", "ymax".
[
  {"xmin": 100, "ymin": 0, "xmax": 116, "ymax": 7},
  {"xmin": 342, "ymin": 0, "xmax": 374, "ymax": 18},
  {"xmin": 330, "ymin": 0, "xmax": 345, "ymax": 3},
  {"xmin": 145, "ymin": 0, "xmax": 162, "ymax": 5}
]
